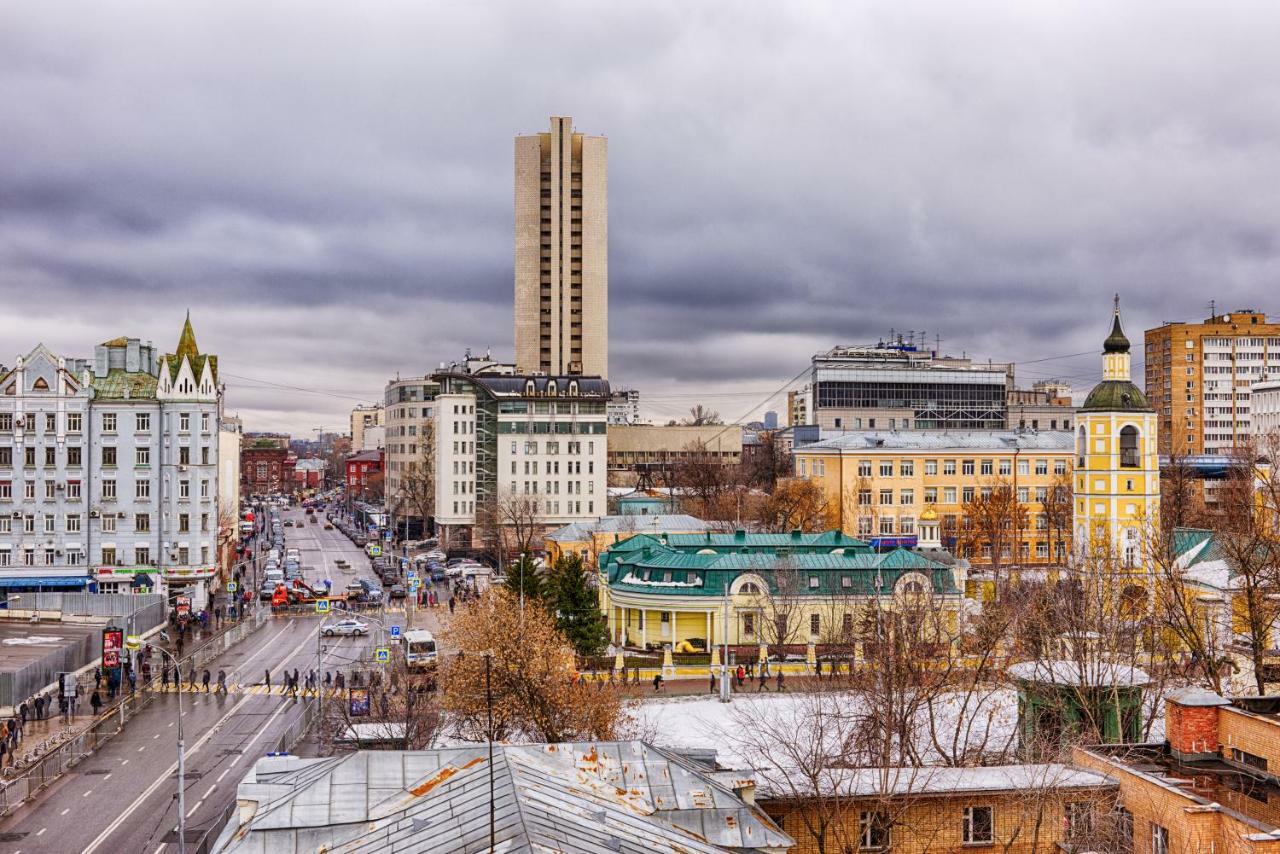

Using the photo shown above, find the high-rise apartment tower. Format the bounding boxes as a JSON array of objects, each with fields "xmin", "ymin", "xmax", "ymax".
[{"xmin": 514, "ymin": 116, "xmax": 608, "ymax": 378}]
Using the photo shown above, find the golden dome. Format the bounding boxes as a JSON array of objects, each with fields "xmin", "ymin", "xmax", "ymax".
[{"xmin": 920, "ymin": 506, "xmax": 939, "ymax": 521}]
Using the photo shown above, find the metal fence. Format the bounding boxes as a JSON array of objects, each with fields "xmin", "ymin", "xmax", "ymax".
[
  {"xmin": 0, "ymin": 594, "xmax": 169, "ymax": 708},
  {"xmin": 0, "ymin": 606, "xmax": 268, "ymax": 818}
]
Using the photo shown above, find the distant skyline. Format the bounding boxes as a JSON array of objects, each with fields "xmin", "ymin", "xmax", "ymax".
[{"xmin": 2, "ymin": 2, "xmax": 1277, "ymax": 433}]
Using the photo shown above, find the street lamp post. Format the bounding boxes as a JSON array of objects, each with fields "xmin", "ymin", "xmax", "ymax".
[{"xmin": 132, "ymin": 637, "xmax": 186, "ymax": 854}]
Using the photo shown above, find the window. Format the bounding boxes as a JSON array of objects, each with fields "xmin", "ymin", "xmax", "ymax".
[
  {"xmin": 962, "ymin": 460, "xmax": 974, "ymax": 475},
  {"xmin": 102, "ymin": 412, "xmax": 117, "ymax": 432},
  {"xmin": 67, "ymin": 446, "xmax": 81, "ymax": 466},
  {"xmin": 808, "ymin": 576, "xmax": 819, "ymax": 589},
  {"xmin": 1017, "ymin": 487, "xmax": 1030, "ymax": 503},
  {"xmin": 899, "ymin": 489, "xmax": 914, "ymax": 505},
  {"xmin": 1054, "ymin": 460, "xmax": 1067, "ymax": 475},
  {"xmin": 101, "ymin": 515, "xmax": 116, "ymax": 533},
  {"xmin": 1017, "ymin": 459, "xmax": 1030, "ymax": 475},
  {"xmin": 1151, "ymin": 823, "xmax": 1168, "ymax": 854},
  {"xmin": 136, "ymin": 480, "xmax": 150, "ymax": 500},
  {"xmin": 879, "ymin": 460, "xmax": 893, "ymax": 477},
  {"xmin": 44, "ymin": 480, "xmax": 55, "ymax": 499},
  {"xmin": 944, "ymin": 486, "xmax": 957, "ymax": 503},
  {"xmin": 24, "ymin": 480, "xmax": 35, "ymax": 499},
  {"xmin": 102, "ymin": 546, "xmax": 116, "ymax": 565},
  {"xmin": 66, "ymin": 514, "xmax": 81, "ymax": 533},
  {"xmin": 879, "ymin": 489, "xmax": 893, "ymax": 505},
  {"xmin": 858, "ymin": 489, "xmax": 872, "ymax": 506},
  {"xmin": 179, "ymin": 413, "xmax": 190, "ymax": 432},
  {"xmin": 0, "ymin": 481, "xmax": 8, "ymax": 499},
  {"xmin": 201, "ymin": 512, "xmax": 209, "ymax": 532},
  {"xmin": 178, "ymin": 546, "xmax": 189, "ymax": 564},
  {"xmin": 999, "ymin": 459, "xmax": 1011, "ymax": 476},
  {"xmin": 809, "ymin": 613, "xmax": 820, "ymax": 635},
  {"xmin": 962, "ymin": 486, "xmax": 975, "ymax": 503},
  {"xmin": 179, "ymin": 446, "xmax": 190, "ymax": 465},
  {"xmin": 924, "ymin": 487, "xmax": 937, "ymax": 504},
  {"xmin": 201, "ymin": 413, "xmax": 210, "ymax": 432},
  {"xmin": 0, "ymin": 549, "xmax": 8, "ymax": 566},
  {"xmin": 742, "ymin": 613, "xmax": 755, "ymax": 636},
  {"xmin": 179, "ymin": 479, "xmax": 190, "ymax": 499},
  {"xmin": 67, "ymin": 412, "xmax": 82, "ymax": 432},
  {"xmin": 102, "ymin": 479, "xmax": 116, "ymax": 500},
  {"xmin": 102, "ymin": 446, "xmax": 117, "ymax": 467},
  {"xmin": 0, "ymin": 413, "xmax": 10, "ymax": 431},
  {"xmin": 24, "ymin": 447, "xmax": 35, "ymax": 467},
  {"xmin": 136, "ymin": 546, "xmax": 151, "ymax": 565},
  {"xmin": 23, "ymin": 515, "xmax": 35, "ymax": 534},
  {"xmin": 46, "ymin": 413, "xmax": 56, "ymax": 432},
  {"xmin": 44, "ymin": 446, "xmax": 56, "ymax": 466},
  {"xmin": 924, "ymin": 459, "xmax": 937, "ymax": 475},
  {"xmin": 136, "ymin": 447, "xmax": 150, "ymax": 466},
  {"xmin": 1120, "ymin": 426, "xmax": 1140, "ymax": 467},
  {"xmin": 963, "ymin": 806, "xmax": 993, "ymax": 844},
  {"xmin": 858, "ymin": 460, "xmax": 872, "ymax": 477},
  {"xmin": 135, "ymin": 412, "xmax": 150, "ymax": 432},
  {"xmin": 1035, "ymin": 459, "xmax": 1048, "ymax": 475},
  {"xmin": 0, "ymin": 448, "xmax": 8, "ymax": 467},
  {"xmin": 899, "ymin": 460, "xmax": 914, "ymax": 476},
  {"xmin": 980, "ymin": 459, "xmax": 993, "ymax": 475},
  {"xmin": 135, "ymin": 513, "xmax": 150, "ymax": 533},
  {"xmin": 1230, "ymin": 747, "xmax": 1268, "ymax": 771},
  {"xmin": 43, "ymin": 514, "xmax": 55, "ymax": 534},
  {"xmin": 1064, "ymin": 802, "xmax": 1095, "ymax": 843},
  {"xmin": 858, "ymin": 811, "xmax": 890, "ymax": 851},
  {"xmin": 66, "ymin": 480, "xmax": 80, "ymax": 499},
  {"xmin": 178, "ymin": 513, "xmax": 189, "ymax": 533}
]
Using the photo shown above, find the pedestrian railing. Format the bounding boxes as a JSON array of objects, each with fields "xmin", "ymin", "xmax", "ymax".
[{"xmin": 0, "ymin": 606, "xmax": 268, "ymax": 818}]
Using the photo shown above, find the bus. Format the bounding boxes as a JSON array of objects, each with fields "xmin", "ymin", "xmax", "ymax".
[{"xmin": 403, "ymin": 629, "xmax": 438, "ymax": 671}]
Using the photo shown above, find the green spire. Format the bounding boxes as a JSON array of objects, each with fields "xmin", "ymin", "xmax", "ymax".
[
  {"xmin": 176, "ymin": 311, "xmax": 200, "ymax": 360},
  {"xmin": 1103, "ymin": 294, "xmax": 1130, "ymax": 354}
]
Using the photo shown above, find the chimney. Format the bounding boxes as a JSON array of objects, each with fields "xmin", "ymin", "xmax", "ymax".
[{"xmin": 1166, "ymin": 687, "xmax": 1229, "ymax": 761}]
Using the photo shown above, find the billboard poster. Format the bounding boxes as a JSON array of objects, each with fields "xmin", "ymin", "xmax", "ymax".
[
  {"xmin": 102, "ymin": 626, "xmax": 124, "ymax": 669},
  {"xmin": 348, "ymin": 687, "xmax": 371, "ymax": 718},
  {"xmin": 176, "ymin": 596, "xmax": 192, "ymax": 617}
]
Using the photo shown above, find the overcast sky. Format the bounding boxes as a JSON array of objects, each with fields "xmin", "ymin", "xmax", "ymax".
[{"xmin": 3, "ymin": 1, "xmax": 1277, "ymax": 433}]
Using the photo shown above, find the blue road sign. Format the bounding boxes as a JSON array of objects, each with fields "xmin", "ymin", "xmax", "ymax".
[
  {"xmin": 226, "ymin": 582, "xmax": 238, "ymax": 593},
  {"xmin": 315, "ymin": 599, "xmax": 331, "ymax": 614},
  {"xmin": 375, "ymin": 647, "xmax": 390, "ymax": 663},
  {"xmin": 390, "ymin": 625, "xmax": 401, "ymax": 639}
]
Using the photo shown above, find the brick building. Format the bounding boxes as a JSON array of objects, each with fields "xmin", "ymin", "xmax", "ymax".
[
  {"xmin": 344, "ymin": 450, "xmax": 383, "ymax": 501},
  {"xmin": 242, "ymin": 445, "xmax": 293, "ymax": 496}
]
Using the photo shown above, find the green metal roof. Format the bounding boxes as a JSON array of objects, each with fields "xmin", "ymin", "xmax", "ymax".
[
  {"xmin": 603, "ymin": 533, "xmax": 958, "ymax": 598},
  {"xmin": 90, "ymin": 369, "xmax": 158, "ymax": 400},
  {"xmin": 1080, "ymin": 380, "xmax": 1150, "ymax": 412}
]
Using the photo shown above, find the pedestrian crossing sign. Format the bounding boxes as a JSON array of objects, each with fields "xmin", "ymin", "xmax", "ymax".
[
  {"xmin": 315, "ymin": 599, "xmax": 331, "ymax": 614},
  {"xmin": 409, "ymin": 577, "xmax": 421, "ymax": 590},
  {"xmin": 390, "ymin": 625, "xmax": 401, "ymax": 639},
  {"xmin": 375, "ymin": 647, "xmax": 390, "ymax": 663},
  {"xmin": 227, "ymin": 582, "xmax": 238, "ymax": 593}
]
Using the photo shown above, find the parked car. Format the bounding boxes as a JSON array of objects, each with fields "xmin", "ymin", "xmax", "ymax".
[
  {"xmin": 322, "ymin": 618, "xmax": 369, "ymax": 637},
  {"xmin": 388, "ymin": 584, "xmax": 407, "ymax": 600},
  {"xmin": 323, "ymin": 523, "xmax": 334, "ymax": 530}
]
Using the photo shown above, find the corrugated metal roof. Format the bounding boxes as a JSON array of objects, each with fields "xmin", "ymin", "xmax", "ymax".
[{"xmin": 212, "ymin": 742, "xmax": 792, "ymax": 853}]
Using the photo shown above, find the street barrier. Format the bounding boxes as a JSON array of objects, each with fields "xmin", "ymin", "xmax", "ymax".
[{"xmin": 0, "ymin": 606, "xmax": 268, "ymax": 817}]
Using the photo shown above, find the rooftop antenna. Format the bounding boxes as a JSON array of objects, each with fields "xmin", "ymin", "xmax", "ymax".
[{"xmin": 1208, "ymin": 299, "xmax": 1216, "ymax": 320}]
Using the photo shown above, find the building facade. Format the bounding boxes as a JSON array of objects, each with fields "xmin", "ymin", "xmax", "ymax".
[
  {"xmin": 797, "ymin": 344, "xmax": 1012, "ymax": 431},
  {"xmin": 1253, "ymin": 378, "xmax": 1280, "ymax": 440},
  {"xmin": 606, "ymin": 424, "xmax": 742, "ymax": 481},
  {"xmin": 241, "ymin": 445, "xmax": 292, "ymax": 496},
  {"xmin": 345, "ymin": 450, "xmax": 383, "ymax": 500},
  {"xmin": 349, "ymin": 404, "xmax": 383, "ymax": 453},
  {"xmin": 1007, "ymin": 380, "xmax": 1076, "ymax": 432},
  {"xmin": 794, "ymin": 431, "xmax": 1074, "ymax": 563},
  {"xmin": 1144, "ymin": 309, "xmax": 1280, "ymax": 454},
  {"xmin": 383, "ymin": 376, "xmax": 440, "ymax": 538},
  {"xmin": 1074, "ymin": 302, "xmax": 1160, "ymax": 564},
  {"xmin": 431, "ymin": 372, "xmax": 608, "ymax": 547},
  {"xmin": 514, "ymin": 116, "xmax": 608, "ymax": 378},
  {"xmin": 0, "ymin": 319, "xmax": 224, "ymax": 604},
  {"xmin": 607, "ymin": 388, "xmax": 640, "ymax": 425},
  {"xmin": 218, "ymin": 415, "xmax": 242, "ymax": 574}
]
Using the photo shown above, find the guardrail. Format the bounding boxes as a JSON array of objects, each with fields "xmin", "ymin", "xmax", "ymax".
[{"xmin": 0, "ymin": 606, "xmax": 268, "ymax": 817}]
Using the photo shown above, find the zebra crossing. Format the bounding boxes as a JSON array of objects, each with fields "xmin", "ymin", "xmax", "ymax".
[{"xmin": 152, "ymin": 682, "xmax": 351, "ymax": 698}]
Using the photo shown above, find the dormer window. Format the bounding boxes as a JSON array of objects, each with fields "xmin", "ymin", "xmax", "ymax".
[
  {"xmin": 568, "ymin": 380, "xmax": 578, "ymax": 396},
  {"xmin": 547, "ymin": 381, "xmax": 557, "ymax": 396},
  {"xmin": 525, "ymin": 380, "xmax": 536, "ymax": 396}
]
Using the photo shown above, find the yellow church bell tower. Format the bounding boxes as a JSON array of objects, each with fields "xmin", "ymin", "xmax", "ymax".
[{"xmin": 1073, "ymin": 296, "xmax": 1160, "ymax": 565}]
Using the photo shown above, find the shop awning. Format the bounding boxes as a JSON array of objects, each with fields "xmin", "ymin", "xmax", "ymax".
[{"xmin": 0, "ymin": 576, "xmax": 91, "ymax": 589}]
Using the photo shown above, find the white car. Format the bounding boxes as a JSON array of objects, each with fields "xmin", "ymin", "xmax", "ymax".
[
  {"xmin": 285, "ymin": 549, "xmax": 301, "ymax": 561},
  {"xmin": 323, "ymin": 618, "xmax": 369, "ymax": 637}
]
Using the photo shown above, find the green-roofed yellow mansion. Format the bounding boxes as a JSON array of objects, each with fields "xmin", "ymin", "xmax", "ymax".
[
  {"xmin": 0, "ymin": 315, "xmax": 226, "ymax": 607},
  {"xmin": 599, "ymin": 526, "xmax": 964, "ymax": 652}
]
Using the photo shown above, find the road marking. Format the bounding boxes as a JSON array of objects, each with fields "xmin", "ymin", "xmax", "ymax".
[
  {"xmin": 229, "ymin": 623, "xmax": 293, "ymax": 680},
  {"xmin": 168, "ymin": 722, "xmax": 173, "ymax": 727},
  {"xmin": 121, "ymin": 759, "xmax": 129, "ymax": 766},
  {"xmin": 83, "ymin": 790, "xmax": 92, "ymax": 797},
  {"xmin": 186, "ymin": 799, "xmax": 203, "ymax": 817},
  {"xmin": 202, "ymin": 784, "xmax": 216, "ymax": 799},
  {"xmin": 34, "ymin": 829, "xmax": 44, "ymax": 838},
  {"xmin": 84, "ymin": 691, "xmax": 259, "ymax": 853},
  {"xmin": 216, "ymin": 767, "xmax": 232, "ymax": 783},
  {"xmin": 152, "ymin": 733, "xmax": 160, "ymax": 739},
  {"xmin": 152, "ymin": 844, "xmax": 166, "ymax": 854},
  {"xmin": 60, "ymin": 808, "xmax": 69, "ymax": 815},
  {"xmin": 104, "ymin": 773, "xmax": 112, "ymax": 781},
  {"xmin": 137, "ymin": 745, "xmax": 146, "ymax": 752}
]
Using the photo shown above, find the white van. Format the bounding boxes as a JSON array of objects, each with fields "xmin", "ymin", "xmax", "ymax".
[{"xmin": 264, "ymin": 568, "xmax": 284, "ymax": 586}]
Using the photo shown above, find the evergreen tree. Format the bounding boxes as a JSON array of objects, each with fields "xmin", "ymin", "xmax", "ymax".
[
  {"xmin": 504, "ymin": 553, "xmax": 542, "ymax": 602},
  {"xmin": 544, "ymin": 553, "xmax": 609, "ymax": 657}
]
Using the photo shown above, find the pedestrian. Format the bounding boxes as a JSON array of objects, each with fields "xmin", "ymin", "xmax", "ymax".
[
  {"xmin": 776, "ymin": 670, "xmax": 786, "ymax": 692},
  {"xmin": 324, "ymin": 671, "xmax": 332, "ymax": 689},
  {"xmin": 335, "ymin": 672, "xmax": 345, "ymax": 690},
  {"xmin": 379, "ymin": 692, "xmax": 389, "ymax": 718},
  {"xmin": 18, "ymin": 700, "xmax": 28, "ymax": 727},
  {"xmin": 90, "ymin": 691, "xmax": 103, "ymax": 716},
  {"xmin": 652, "ymin": 673, "xmax": 661, "ymax": 692},
  {"xmin": 758, "ymin": 671, "xmax": 769, "ymax": 692},
  {"xmin": 127, "ymin": 668, "xmax": 137, "ymax": 693},
  {"xmin": 188, "ymin": 666, "xmax": 197, "ymax": 690},
  {"xmin": 264, "ymin": 669, "xmax": 272, "ymax": 691},
  {"xmin": 448, "ymin": 597, "xmax": 456, "ymax": 614},
  {"xmin": 217, "ymin": 670, "xmax": 227, "ymax": 694},
  {"xmin": 292, "ymin": 669, "xmax": 300, "ymax": 690},
  {"xmin": 202, "ymin": 669, "xmax": 211, "ymax": 692},
  {"xmin": 34, "ymin": 695, "xmax": 45, "ymax": 721},
  {"xmin": 709, "ymin": 671, "xmax": 716, "ymax": 694},
  {"xmin": 736, "ymin": 664, "xmax": 745, "ymax": 689},
  {"xmin": 815, "ymin": 659, "xmax": 823, "ymax": 680}
]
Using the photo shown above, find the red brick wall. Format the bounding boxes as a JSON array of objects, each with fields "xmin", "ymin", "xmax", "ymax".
[{"xmin": 1167, "ymin": 700, "xmax": 1220, "ymax": 755}]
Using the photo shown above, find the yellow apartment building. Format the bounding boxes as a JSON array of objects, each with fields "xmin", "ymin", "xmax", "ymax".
[{"xmin": 793, "ymin": 431, "xmax": 1074, "ymax": 565}]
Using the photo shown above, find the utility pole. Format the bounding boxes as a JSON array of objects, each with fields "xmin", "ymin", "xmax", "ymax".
[{"xmin": 485, "ymin": 652, "xmax": 495, "ymax": 850}]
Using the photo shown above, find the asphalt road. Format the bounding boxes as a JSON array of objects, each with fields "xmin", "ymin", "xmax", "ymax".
[{"xmin": 0, "ymin": 507, "xmax": 389, "ymax": 853}]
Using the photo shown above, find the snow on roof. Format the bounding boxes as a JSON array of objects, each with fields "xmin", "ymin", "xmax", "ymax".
[
  {"xmin": 1167, "ymin": 686, "xmax": 1230, "ymax": 707},
  {"xmin": 1007, "ymin": 660, "xmax": 1151, "ymax": 688},
  {"xmin": 785, "ymin": 764, "xmax": 1114, "ymax": 799}
]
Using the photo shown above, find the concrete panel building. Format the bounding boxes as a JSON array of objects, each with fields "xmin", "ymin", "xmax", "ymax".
[
  {"xmin": 514, "ymin": 116, "xmax": 608, "ymax": 378},
  {"xmin": 349, "ymin": 404, "xmax": 383, "ymax": 453}
]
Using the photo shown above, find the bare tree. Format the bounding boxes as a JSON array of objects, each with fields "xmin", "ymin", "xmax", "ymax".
[
  {"xmin": 672, "ymin": 440, "xmax": 742, "ymax": 522},
  {"xmin": 475, "ymin": 488, "xmax": 542, "ymax": 568},
  {"xmin": 1041, "ymin": 473, "xmax": 1073, "ymax": 566},
  {"xmin": 745, "ymin": 429, "xmax": 794, "ymax": 490},
  {"xmin": 683, "ymin": 404, "xmax": 722, "ymax": 426},
  {"xmin": 959, "ymin": 480, "xmax": 1029, "ymax": 596},
  {"xmin": 394, "ymin": 420, "xmax": 436, "ymax": 537},
  {"xmin": 757, "ymin": 477, "xmax": 832, "ymax": 532},
  {"xmin": 317, "ymin": 653, "xmax": 444, "ymax": 753}
]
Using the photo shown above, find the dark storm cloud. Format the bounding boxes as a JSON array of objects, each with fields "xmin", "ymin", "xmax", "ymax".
[{"xmin": 3, "ymin": 0, "xmax": 1280, "ymax": 430}]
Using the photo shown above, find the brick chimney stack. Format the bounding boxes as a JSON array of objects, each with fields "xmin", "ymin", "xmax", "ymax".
[{"xmin": 1166, "ymin": 687, "xmax": 1230, "ymax": 761}]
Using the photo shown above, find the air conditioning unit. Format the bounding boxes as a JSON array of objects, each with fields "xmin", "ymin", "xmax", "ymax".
[
  {"xmin": 179, "ymin": 465, "xmax": 188, "ymax": 472},
  {"xmin": 56, "ymin": 483, "xmax": 64, "ymax": 490},
  {"xmin": 55, "ymin": 549, "xmax": 62, "ymax": 556},
  {"xmin": 89, "ymin": 509, "xmax": 100, "ymax": 518},
  {"xmin": 117, "ymin": 512, "xmax": 127, "ymax": 519},
  {"xmin": 11, "ymin": 511, "xmax": 21, "ymax": 519}
]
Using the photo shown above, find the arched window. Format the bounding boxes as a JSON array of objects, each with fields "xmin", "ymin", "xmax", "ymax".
[
  {"xmin": 739, "ymin": 581, "xmax": 759, "ymax": 594},
  {"xmin": 32, "ymin": 377, "xmax": 49, "ymax": 391},
  {"xmin": 1076, "ymin": 426, "xmax": 1087, "ymax": 467},
  {"xmin": 547, "ymin": 381, "xmax": 557, "ymax": 396},
  {"xmin": 1119, "ymin": 426, "xmax": 1139, "ymax": 468}
]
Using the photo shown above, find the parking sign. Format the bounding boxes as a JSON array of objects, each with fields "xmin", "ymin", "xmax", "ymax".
[
  {"xmin": 375, "ymin": 647, "xmax": 390, "ymax": 663},
  {"xmin": 390, "ymin": 625, "xmax": 401, "ymax": 639},
  {"xmin": 315, "ymin": 599, "xmax": 331, "ymax": 614}
]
